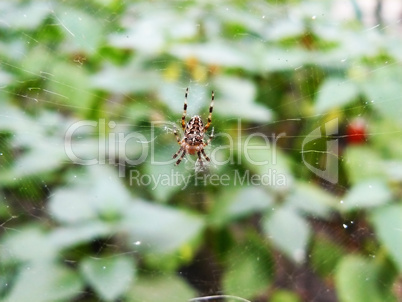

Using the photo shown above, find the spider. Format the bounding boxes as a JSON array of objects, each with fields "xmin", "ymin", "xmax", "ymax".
[{"xmin": 173, "ymin": 88, "xmax": 215, "ymax": 166}]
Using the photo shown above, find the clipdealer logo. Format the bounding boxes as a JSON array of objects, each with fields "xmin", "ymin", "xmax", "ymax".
[
  {"xmin": 129, "ymin": 168, "xmax": 287, "ymax": 190},
  {"xmin": 63, "ymin": 118, "xmax": 339, "ymax": 184},
  {"xmin": 301, "ymin": 118, "xmax": 339, "ymax": 184},
  {"xmin": 64, "ymin": 118, "xmax": 285, "ymax": 175}
]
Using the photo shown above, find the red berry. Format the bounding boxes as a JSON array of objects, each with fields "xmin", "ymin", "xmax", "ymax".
[{"xmin": 346, "ymin": 118, "xmax": 367, "ymax": 144}]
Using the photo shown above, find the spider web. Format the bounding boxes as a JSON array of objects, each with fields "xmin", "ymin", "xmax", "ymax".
[{"xmin": 1, "ymin": 0, "xmax": 402, "ymax": 302}]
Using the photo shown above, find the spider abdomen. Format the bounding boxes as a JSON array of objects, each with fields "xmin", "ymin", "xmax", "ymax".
[
  {"xmin": 182, "ymin": 142, "xmax": 202, "ymax": 155},
  {"xmin": 183, "ymin": 115, "xmax": 205, "ymax": 155}
]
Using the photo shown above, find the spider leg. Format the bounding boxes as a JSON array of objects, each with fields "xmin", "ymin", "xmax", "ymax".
[
  {"xmin": 181, "ymin": 88, "xmax": 188, "ymax": 130},
  {"xmin": 175, "ymin": 149, "xmax": 187, "ymax": 166},
  {"xmin": 173, "ymin": 126, "xmax": 181, "ymax": 145},
  {"xmin": 201, "ymin": 149, "xmax": 210, "ymax": 162},
  {"xmin": 204, "ymin": 127, "xmax": 214, "ymax": 146},
  {"xmin": 197, "ymin": 150, "xmax": 204, "ymax": 167},
  {"xmin": 204, "ymin": 90, "xmax": 214, "ymax": 130},
  {"xmin": 173, "ymin": 146, "xmax": 183, "ymax": 159}
]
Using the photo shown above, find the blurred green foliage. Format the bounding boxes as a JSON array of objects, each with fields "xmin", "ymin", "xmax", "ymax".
[{"xmin": 1, "ymin": 0, "xmax": 402, "ymax": 301}]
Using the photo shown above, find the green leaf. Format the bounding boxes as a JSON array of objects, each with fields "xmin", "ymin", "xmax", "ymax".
[
  {"xmin": 361, "ymin": 65, "xmax": 402, "ymax": 121},
  {"xmin": 214, "ymin": 76, "xmax": 272, "ymax": 122},
  {"xmin": 285, "ymin": 182, "xmax": 337, "ymax": 219},
  {"xmin": 335, "ymin": 255, "xmax": 396, "ymax": 302},
  {"xmin": 209, "ymin": 187, "xmax": 274, "ymax": 227},
  {"xmin": 91, "ymin": 61, "xmax": 161, "ymax": 94},
  {"xmin": 270, "ymin": 290, "xmax": 302, "ymax": 302},
  {"xmin": 240, "ymin": 136, "xmax": 294, "ymax": 192},
  {"xmin": 0, "ymin": 101, "xmax": 42, "ymax": 146},
  {"xmin": 55, "ymin": 6, "xmax": 103, "ymax": 54},
  {"xmin": 0, "ymin": 110, "xmax": 68, "ymax": 180},
  {"xmin": 315, "ymin": 78, "xmax": 359, "ymax": 114},
  {"xmin": 222, "ymin": 256, "xmax": 269, "ymax": 299},
  {"xmin": 19, "ymin": 47, "xmax": 56, "ymax": 81},
  {"xmin": 143, "ymin": 153, "xmax": 188, "ymax": 203},
  {"xmin": 264, "ymin": 19, "xmax": 304, "ymax": 41},
  {"xmin": 80, "ymin": 256, "xmax": 135, "ymax": 301},
  {"xmin": 47, "ymin": 61, "xmax": 92, "ymax": 116},
  {"xmin": 127, "ymin": 275, "xmax": 196, "ymax": 302},
  {"xmin": 222, "ymin": 238, "xmax": 273, "ymax": 300},
  {"xmin": 262, "ymin": 207, "xmax": 310, "ymax": 263},
  {"xmin": 369, "ymin": 117, "xmax": 402, "ymax": 160},
  {"xmin": 49, "ymin": 221, "xmax": 112, "ymax": 250},
  {"xmin": 340, "ymin": 179, "xmax": 391, "ymax": 212},
  {"xmin": 311, "ymin": 236, "xmax": 345, "ymax": 277},
  {"xmin": 170, "ymin": 42, "xmax": 252, "ymax": 69},
  {"xmin": 110, "ymin": 10, "xmax": 197, "ymax": 54},
  {"xmin": 49, "ymin": 187, "xmax": 99, "ymax": 223},
  {"xmin": 3, "ymin": 263, "xmax": 83, "ymax": 302},
  {"xmin": 48, "ymin": 165, "xmax": 132, "ymax": 224},
  {"xmin": 0, "ymin": 2, "xmax": 50, "ymax": 30},
  {"xmin": 383, "ymin": 160, "xmax": 402, "ymax": 182},
  {"xmin": 0, "ymin": 227, "xmax": 58, "ymax": 263},
  {"xmin": 225, "ymin": 187, "xmax": 273, "ymax": 216},
  {"xmin": 0, "ymin": 70, "xmax": 13, "ymax": 86},
  {"xmin": 10, "ymin": 138, "xmax": 66, "ymax": 178},
  {"xmin": 343, "ymin": 146, "xmax": 385, "ymax": 184},
  {"xmin": 262, "ymin": 47, "xmax": 309, "ymax": 72},
  {"xmin": 120, "ymin": 201, "xmax": 204, "ymax": 254},
  {"xmin": 370, "ymin": 204, "xmax": 402, "ymax": 273}
]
